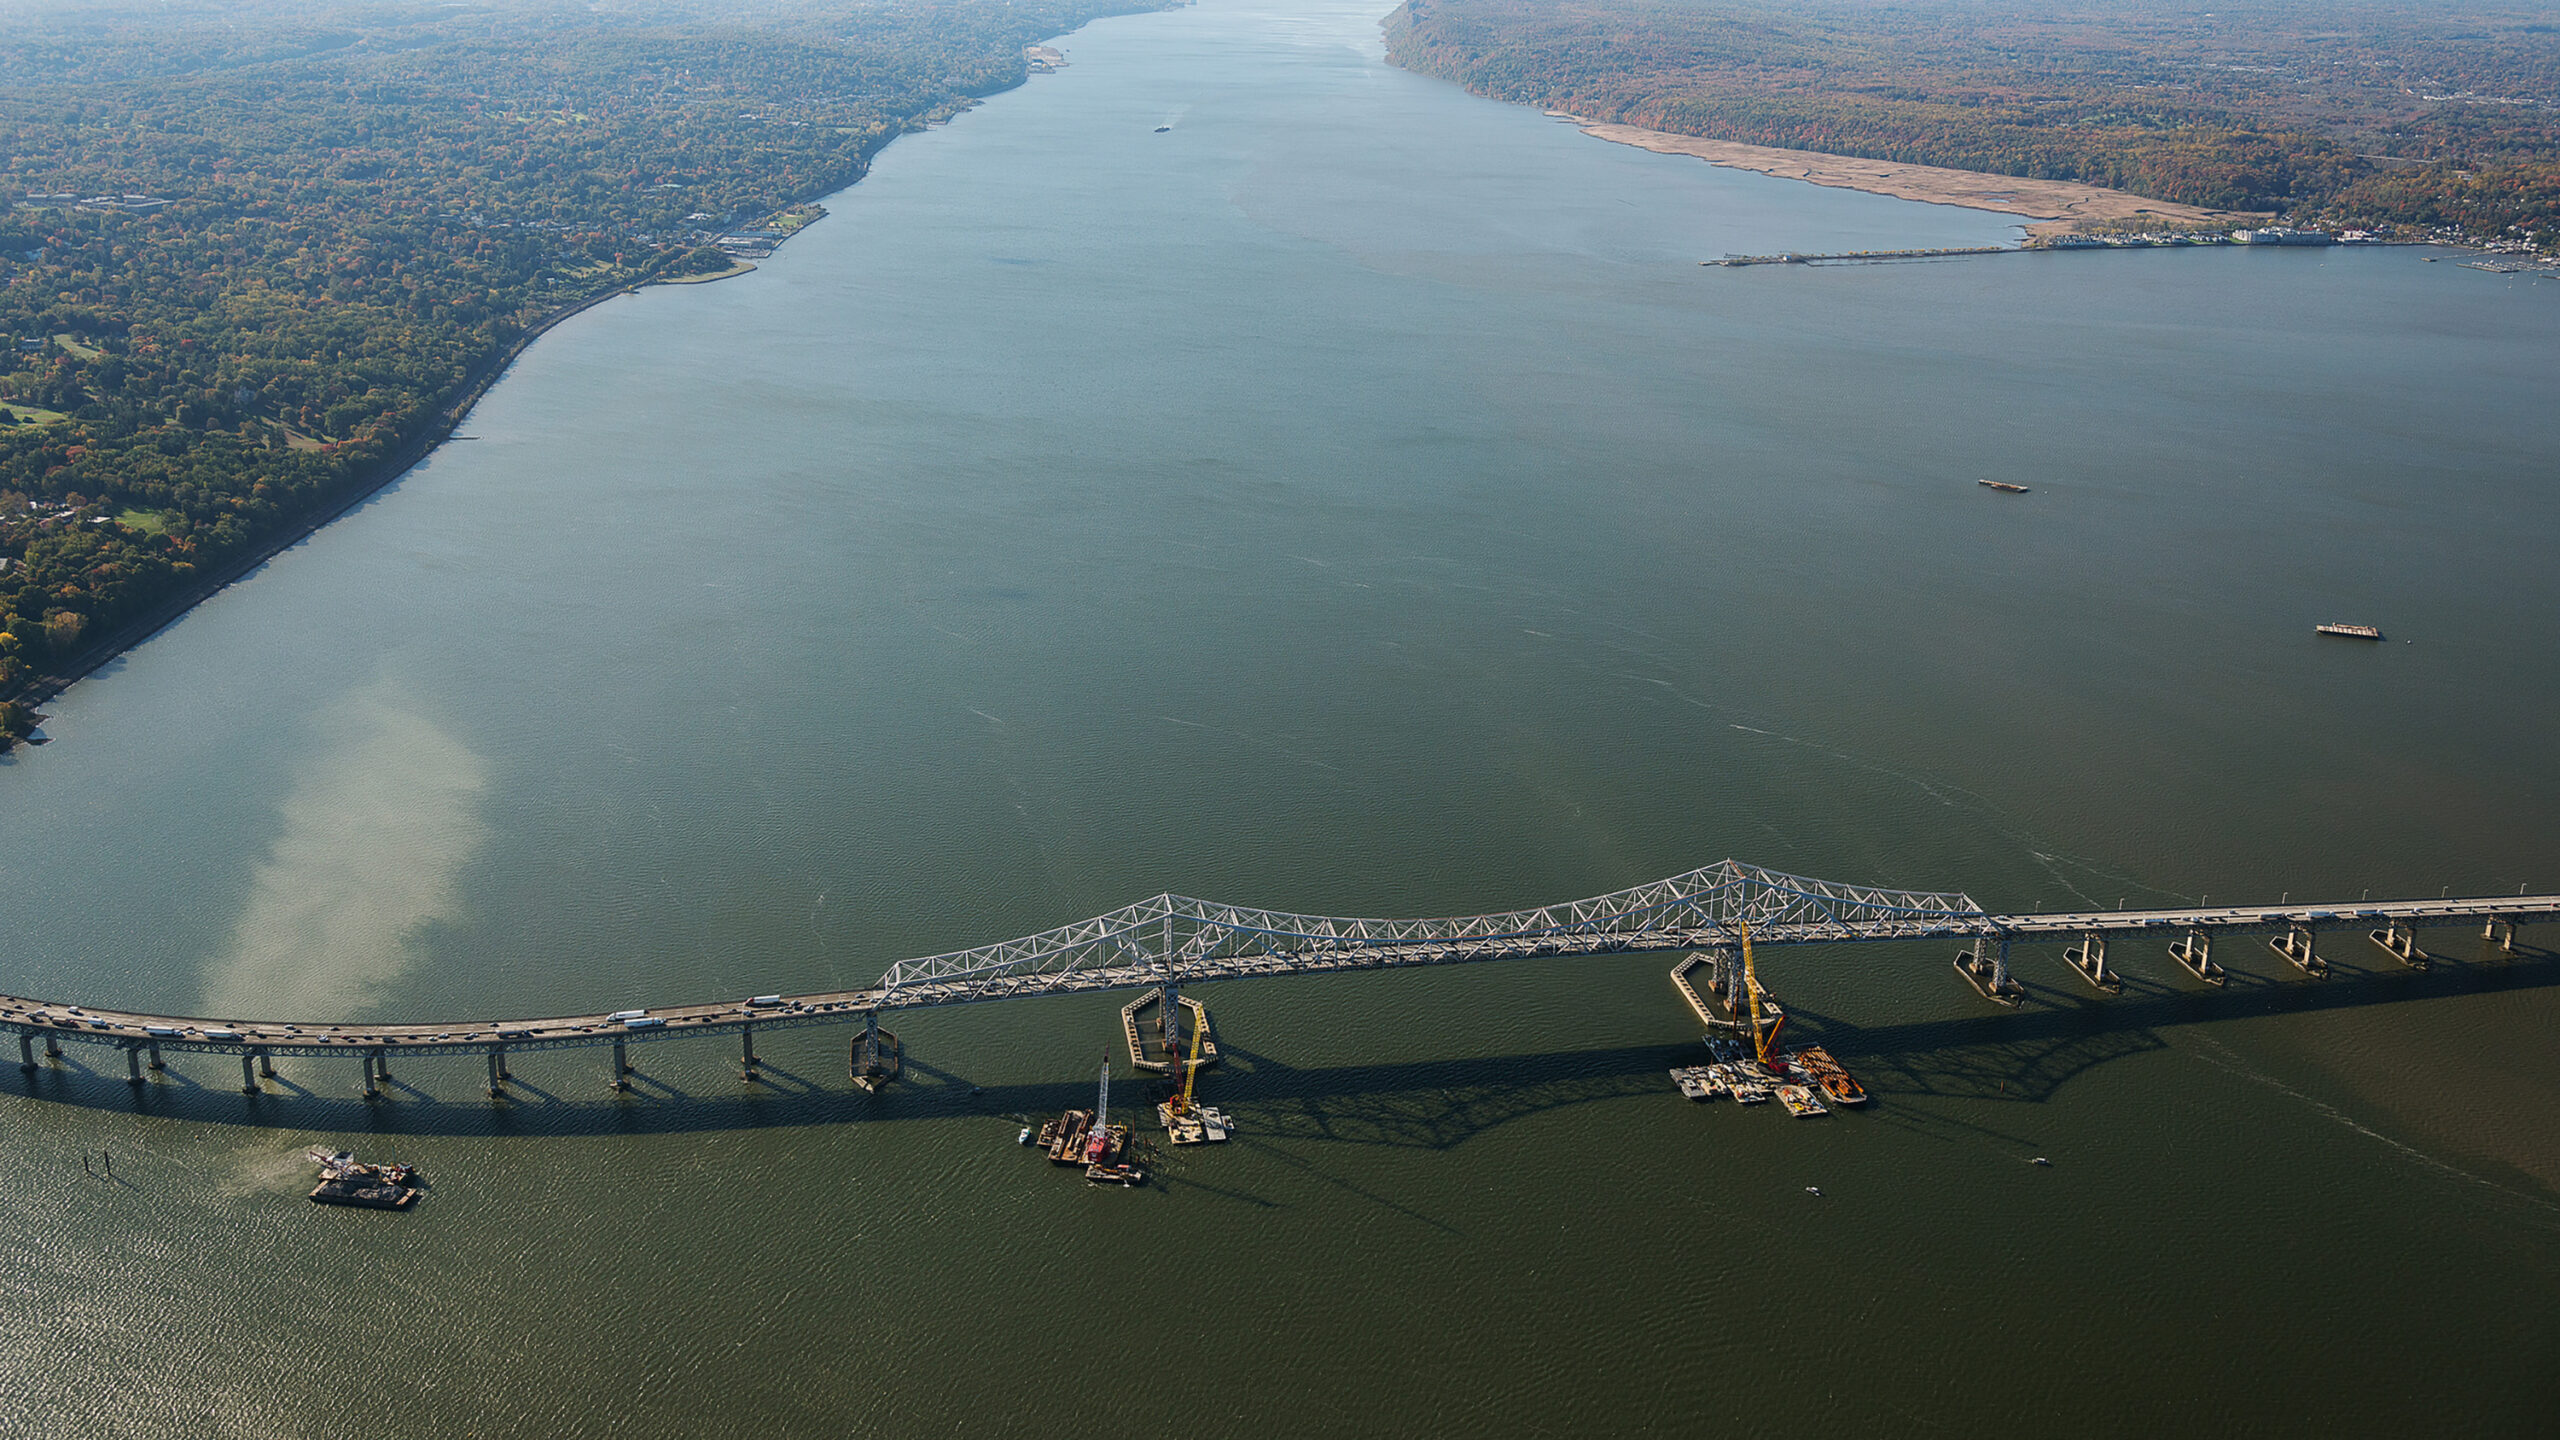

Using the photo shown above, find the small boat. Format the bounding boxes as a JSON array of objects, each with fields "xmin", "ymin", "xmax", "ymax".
[
  {"xmin": 1978, "ymin": 478, "xmax": 2030, "ymax": 493},
  {"xmin": 1153, "ymin": 125, "xmax": 1171, "ymax": 133},
  {"xmin": 2314, "ymin": 623, "xmax": 2383, "ymax": 640},
  {"xmin": 1016, "ymin": 1126, "xmax": 1034, "ymax": 1145},
  {"xmin": 1086, "ymin": 1162, "xmax": 1145, "ymax": 1186}
]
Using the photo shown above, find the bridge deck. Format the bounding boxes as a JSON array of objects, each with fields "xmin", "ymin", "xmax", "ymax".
[{"xmin": 4, "ymin": 878, "xmax": 2551, "ymax": 1064}]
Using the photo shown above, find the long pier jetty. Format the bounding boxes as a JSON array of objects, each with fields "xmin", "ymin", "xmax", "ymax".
[
  {"xmin": 1707, "ymin": 246, "xmax": 2014, "ymax": 266},
  {"xmin": 3, "ymin": 860, "xmax": 2550, "ymax": 1096}
]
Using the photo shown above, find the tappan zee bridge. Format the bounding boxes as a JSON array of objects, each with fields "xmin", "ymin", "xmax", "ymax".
[{"xmin": 1, "ymin": 859, "xmax": 2550, "ymax": 1100}]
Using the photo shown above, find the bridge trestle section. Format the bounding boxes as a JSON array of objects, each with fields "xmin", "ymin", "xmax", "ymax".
[
  {"xmin": 2063, "ymin": 932, "xmax": 2122, "ymax": 993},
  {"xmin": 2167, "ymin": 929, "xmax": 2225, "ymax": 985}
]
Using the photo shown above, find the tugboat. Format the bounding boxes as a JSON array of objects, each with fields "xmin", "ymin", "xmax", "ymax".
[
  {"xmin": 1086, "ymin": 1161, "xmax": 1145, "ymax": 1185},
  {"xmin": 306, "ymin": 1150, "xmax": 423, "ymax": 1210}
]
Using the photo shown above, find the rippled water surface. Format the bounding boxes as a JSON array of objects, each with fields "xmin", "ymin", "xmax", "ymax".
[{"xmin": 2, "ymin": 1, "xmax": 2557, "ymax": 1434}]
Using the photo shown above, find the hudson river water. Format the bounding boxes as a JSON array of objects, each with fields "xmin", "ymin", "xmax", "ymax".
[{"xmin": 4, "ymin": 1, "xmax": 2557, "ymax": 1434}]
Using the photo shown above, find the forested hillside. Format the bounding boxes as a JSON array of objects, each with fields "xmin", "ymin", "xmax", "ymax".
[
  {"xmin": 0, "ymin": 0, "xmax": 1158, "ymax": 739},
  {"xmin": 1386, "ymin": 0, "xmax": 2560, "ymax": 237}
]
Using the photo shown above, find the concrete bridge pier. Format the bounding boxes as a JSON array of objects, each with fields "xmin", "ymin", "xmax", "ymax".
[
  {"xmin": 259, "ymin": 1051, "xmax": 277, "ymax": 1080},
  {"xmin": 2063, "ymin": 932, "xmax": 2122, "ymax": 992},
  {"xmin": 2369, "ymin": 920, "xmax": 2428, "ymax": 969},
  {"xmin": 360, "ymin": 1051, "xmax": 382, "ymax": 1100},
  {"xmin": 1159, "ymin": 980, "xmax": 1185, "ymax": 1061},
  {"xmin": 1707, "ymin": 948, "xmax": 1742, "ymax": 1004},
  {"xmin": 240, "ymin": 1050, "xmax": 260, "ymax": 1094},
  {"xmin": 2168, "ymin": 929, "xmax": 2226, "ymax": 985},
  {"xmin": 126, "ymin": 1043, "xmax": 143, "ymax": 1086},
  {"xmin": 45, "ymin": 1033, "xmax": 63, "ymax": 1062},
  {"xmin": 486, "ymin": 1047, "xmax": 507, "ymax": 1099},
  {"xmin": 1954, "ymin": 932, "xmax": 2022, "ymax": 1004},
  {"xmin": 740, "ymin": 1024, "xmax": 759, "ymax": 1082},
  {"xmin": 146, "ymin": 1042, "xmax": 164, "ymax": 1072},
  {"xmin": 609, "ymin": 1037, "xmax": 631, "ymax": 1092},
  {"xmin": 851, "ymin": 1010, "xmax": 901, "ymax": 1091},
  {"xmin": 2271, "ymin": 923, "xmax": 2328, "ymax": 978},
  {"xmin": 18, "ymin": 1033, "xmax": 34, "ymax": 1071},
  {"xmin": 2485, "ymin": 917, "xmax": 2519, "ymax": 953}
]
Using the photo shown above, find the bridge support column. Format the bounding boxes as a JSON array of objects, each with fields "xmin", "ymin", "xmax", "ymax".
[
  {"xmin": 2063, "ymin": 932, "xmax": 2122, "ymax": 992},
  {"xmin": 609, "ymin": 1037, "xmax": 631, "ymax": 1092},
  {"xmin": 259, "ymin": 1052, "xmax": 276, "ymax": 1079},
  {"xmin": 851, "ymin": 1011, "xmax": 901, "ymax": 1091},
  {"xmin": 45, "ymin": 1032, "xmax": 63, "ymax": 1061},
  {"xmin": 2168, "ymin": 929, "xmax": 2226, "ymax": 985},
  {"xmin": 486, "ymin": 1047, "xmax": 506, "ymax": 1099},
  {"xmin": 126, "ymin": 1043, "xmax": 143, "ymax": 1086},
  {"xmin": 146, "ymin": 1042, "xmax": 163, "ymax": 1072},
  {"xmin": 18, "ymin": 1033, "xmax": 33, "ymax": 1071},
  {"xmin": 2485, "ymin": 917, "xmax": 2518, "ymax": 954},
  {"xmin": 740, "ymin": 1024, "xmax": 759, "ymax": 1082},
  {"xmin": 1160, "ymin": 980, "xmax": 1184, "ymax": 1065},
  {"xmin": 2271, "ymin": 923, "xmax": 2328, "ymax": 978},
  {"xmin": 361, "ymin": 1051, "xmax": 381, "ymax": 1100},
  {"xmin": 1954, "ymin": 933, "xmax": 2022, "ymax": 1004},
  {"xmin": 240, "ymin": 1050, "xmax": 259, "ymax": 1094},
  {"xmin": 1709, "ymin": 949, "xmax": 1744, "ymax": 1011},
  {"xmin": 2369, "ymin": 920, "xmax": 2428, "ymax": 969}
]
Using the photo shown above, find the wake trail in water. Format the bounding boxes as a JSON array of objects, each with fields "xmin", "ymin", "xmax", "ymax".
[{"xmin": 2185, "ymin": 1032, "xmax": 2560, "ymax": 1220}]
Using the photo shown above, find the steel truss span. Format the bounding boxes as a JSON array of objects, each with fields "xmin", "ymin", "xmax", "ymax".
[{"xmin": 1, "ymin": 860, "xmax": 2553, "ymax": 1071}]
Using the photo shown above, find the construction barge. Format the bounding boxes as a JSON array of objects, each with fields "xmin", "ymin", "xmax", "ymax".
[
  {"xmin": 1666, "ymin": 923, "xmax": 1870, "ymax": 1118},
  {"xmin": 1031, "ymin": 1061, "xmax": 1145, "ymax": 1185},
  {"xmin": 307, "ymin": 1150, "xmax": 423, "ymax": 1210}
]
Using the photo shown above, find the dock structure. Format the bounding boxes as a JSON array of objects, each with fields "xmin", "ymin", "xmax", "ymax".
[{"xmin": 0, "ymin": 860, "xmax": 2551, "ymax": 1104}]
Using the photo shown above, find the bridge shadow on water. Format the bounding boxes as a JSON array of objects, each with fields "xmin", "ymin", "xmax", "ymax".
[{"xmin": 8, "ymin": 945, "xmax": 2552, "ymax": 1147}]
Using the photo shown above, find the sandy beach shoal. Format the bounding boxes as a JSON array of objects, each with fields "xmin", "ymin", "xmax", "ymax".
[{"xmin": 1571, "ymin": 120, "xmax": 2270, "ymax": 236}]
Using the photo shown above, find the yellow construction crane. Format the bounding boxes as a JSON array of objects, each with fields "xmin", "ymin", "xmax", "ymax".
[
  {"xmin": 1740, "ymin": 918, "xmax": 1786, "ymax": 1068},
  {"xmin": 1169, "ymin": 1006, "xmax": 1206, "ymax": 1116}
]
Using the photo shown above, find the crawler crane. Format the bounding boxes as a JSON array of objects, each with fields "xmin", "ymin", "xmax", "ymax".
[{"xmin": 1740, "ymin": 919, "xmax": 1787, "ymax": 1069}]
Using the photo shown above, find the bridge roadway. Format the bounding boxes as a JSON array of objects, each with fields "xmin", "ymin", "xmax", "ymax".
[{"xmin": 1, "ymin": 859, "xmax": 2550, "ymax": 1085}]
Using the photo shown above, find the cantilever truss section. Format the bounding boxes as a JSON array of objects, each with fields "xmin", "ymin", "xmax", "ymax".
[{"xmin": 873, "ymin": 860, "xmax": 1986, "ymax": 1008}]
